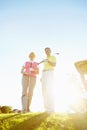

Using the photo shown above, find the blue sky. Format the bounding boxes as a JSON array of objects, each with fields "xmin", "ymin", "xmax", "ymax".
[{"xmin": 0, "ymin": 0, "xmax": 87, "ymax": 111}]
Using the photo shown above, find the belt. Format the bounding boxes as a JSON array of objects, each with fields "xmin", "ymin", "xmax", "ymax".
[
  {"xmin": 23, "ymin": 74, "xmax": 29, "ymax": 76},
  {"xmin": 43, "ymin": 69, "xmax": 54, "ymax": 72}
]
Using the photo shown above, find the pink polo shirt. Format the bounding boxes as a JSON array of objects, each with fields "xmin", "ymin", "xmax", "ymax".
[{"xmin": 23, "ymin": 61, "xmax": 38, "ymax": 77}]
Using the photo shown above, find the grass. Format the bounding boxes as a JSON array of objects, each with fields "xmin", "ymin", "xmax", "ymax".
[{"xmin": 0, "ymin": 112, "xmax": 87, "ymax": 130}]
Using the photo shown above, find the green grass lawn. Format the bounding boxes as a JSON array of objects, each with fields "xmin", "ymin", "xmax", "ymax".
[{"xmin": 0, "ymin": 112, "xmax": 87, "ymax": 130}]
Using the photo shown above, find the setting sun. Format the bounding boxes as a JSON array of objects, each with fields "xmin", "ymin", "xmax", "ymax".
[{"xmin": 29, "ymin": 60, "xmax": 86, "ymax": 114}]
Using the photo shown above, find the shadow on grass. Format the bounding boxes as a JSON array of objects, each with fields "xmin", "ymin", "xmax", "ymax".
[
  {"xmin": 0, "ymin": 113, "xmax": 20, "ymax": 123},
  {"xmin": 69, "ymin": 113, "xmax": 87, "ymax": 130},
  {"xmin": 12, "ymin": 112, "xmax": 50, "ymax": 130}
]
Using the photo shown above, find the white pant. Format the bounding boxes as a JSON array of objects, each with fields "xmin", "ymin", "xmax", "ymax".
[{"xmin": 42, "ymin": 70, "xmax": 54, "ymax": 112}]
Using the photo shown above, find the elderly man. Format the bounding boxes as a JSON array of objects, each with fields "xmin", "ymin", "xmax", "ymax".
[{"xmin": 41, "ymin": 47, "xmax": 56, "ymax": 113}]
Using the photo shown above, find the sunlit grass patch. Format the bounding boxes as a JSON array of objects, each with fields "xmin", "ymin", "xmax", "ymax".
[
  {"xmin": 0, "ymin": 112, "xmax": 87, "ymax": 130},
  {"xmin": 0, "ymin": 112, "xmax": 40, "ymax": 130}
]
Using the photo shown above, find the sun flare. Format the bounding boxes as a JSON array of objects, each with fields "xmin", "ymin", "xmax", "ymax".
[
  {"xmin": 30, "ymin": 59, "xmax": 86, "ymax": 114},
  {"xmin": 30, "ymin": 71, "xmax": 84, "ymax": 113},
  {"xmin": 54, "ymin": 71, "xmax": 85, "ymax": 113}
]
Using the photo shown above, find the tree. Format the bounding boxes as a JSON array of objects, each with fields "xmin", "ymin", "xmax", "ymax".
[{"xmin": 0, "ymin": 106, "xmax": 12, "ymax": 113}]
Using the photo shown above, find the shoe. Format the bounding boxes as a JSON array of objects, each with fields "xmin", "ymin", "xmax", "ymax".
[
  {"xmin": 45, "ymin": 110, "xmax": 54, "ymax": 114},
  {"xmin": 21, "ymin": 110, "xmax": 27, "ymax": 114},
  {"xmin": 27, "ymin": 109, "xmax": 30, "ymax": 112}
]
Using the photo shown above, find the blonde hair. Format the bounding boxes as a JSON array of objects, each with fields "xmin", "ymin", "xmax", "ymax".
[{"xmin": 29, "ymin": 52, "xmax": 36, "ymax": 58}]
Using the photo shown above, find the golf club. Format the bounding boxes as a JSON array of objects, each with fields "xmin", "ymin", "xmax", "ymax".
[{"xmin": 38, "ymin": 52, "xmax": 59, "ymax": 65}]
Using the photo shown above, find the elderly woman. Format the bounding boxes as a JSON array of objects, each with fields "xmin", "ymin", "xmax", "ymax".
[{"xmin": 21, "ymin": 52, "xmax": 39, "ymax": 113}]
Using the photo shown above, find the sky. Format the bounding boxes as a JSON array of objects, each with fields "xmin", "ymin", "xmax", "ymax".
[{"xmin": 0, "ymin": 0, "xmax": 87, "ymax": 112}]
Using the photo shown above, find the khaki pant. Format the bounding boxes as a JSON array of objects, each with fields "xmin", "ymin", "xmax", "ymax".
[{"xmin": 21, "ymin": 75, "xmax": 36, "ymax": 112}]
